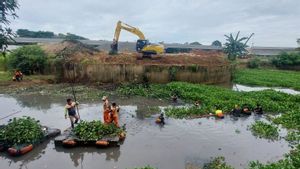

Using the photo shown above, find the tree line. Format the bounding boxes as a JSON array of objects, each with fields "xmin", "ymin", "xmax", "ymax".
[{"xmin": 16, "ymin": 29, "xmax": 89, "ymax": 40}]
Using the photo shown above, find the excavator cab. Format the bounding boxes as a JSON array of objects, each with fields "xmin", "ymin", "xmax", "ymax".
[{"xmin": 136, "ymin": 39, "xmax": 150, "ymax": 52}]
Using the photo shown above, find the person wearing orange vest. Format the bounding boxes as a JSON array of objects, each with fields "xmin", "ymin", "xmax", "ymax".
[
  {"xmin": 103, "ymin": 105, "xmax": 112, "ymax": 124},
  {"xmin": 111, "ymin": 102, "xmax": 120, "ymax": 127}
]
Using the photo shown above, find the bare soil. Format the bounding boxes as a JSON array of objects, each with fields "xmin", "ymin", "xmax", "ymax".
[{"xmin": 42, "ymin": 41, "xmax": 228, "ymax": 66}]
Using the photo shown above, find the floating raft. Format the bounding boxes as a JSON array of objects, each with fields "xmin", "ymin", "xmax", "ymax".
[
  {"xmin": 54, "ymin": 128, "xmax": 126, "ymax": 148},
  {"xmin": 0, "ymin": 126, "xmax": 61, "ymax": 156}
]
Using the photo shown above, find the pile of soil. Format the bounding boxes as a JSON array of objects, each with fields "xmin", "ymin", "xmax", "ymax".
[
  {"xmin": 42, "ymin": 41, "xmax": 228, "ymax": 66},
  {"xmin": 42, "ymin": 40, "xmax": 98, "ymax": 59}
]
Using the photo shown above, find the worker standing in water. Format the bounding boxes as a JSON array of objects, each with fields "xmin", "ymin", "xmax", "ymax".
[
  {"xmin": 65, "ymin": 98, "xmax": 80, "ymax": 128},
  {"xmin": 102, "ymin": 96, "xmax": 109, "ymax": 111},
  {"xmin": 215, "ymin": 106, "xmax": 224, "ymax": 118},
  {"xmin": 103, "ymin": 105, "xmax": 112, "ymax": 124},
  {"xmin": 111, "ymin": 102, "xmax": 120, "ymax": 127}
]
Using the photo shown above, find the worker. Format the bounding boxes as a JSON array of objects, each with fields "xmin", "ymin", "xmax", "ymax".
[
  {"xmin": 111, "ymin": 102, "xmax": 120, "ymax": 127},
  {"xmin": 102, "ymin": 96, "xmax": 109, "ymax": 111},
  {"xmin": 215, "ymin": 108, "xmax": 224, "ymax": 118},
  {"xmin": 65, "ymin": 98, "xmax": 80, "ymax": 128},
  {"xmin": 171, "ymin": 94, "xmax": 178, "ymax": 102},
  {"xmin": 103, "ymin": 105, "xmax": 112, "ymax": 124},
  {"xmin": 254, "ymin": 104, "xmax": 263, "ymax": 114},
  {"xmin": 231, "ymin": 105, "xmax": 242, "ymax": 117},
  {"xmin": 110, "ymin": 39, "xmax": 118, "ymax": 54},
  {"xmin": 13, "ymin": 70, "xmax": 23, "ymax": 82},
  {"xmin": 241, "ymin": 105, "xmax": 251, "ymax": 115},
  {"xmin": 155, "ymin": 113, "xmax": 165, "ymax": 125},
  {"xmin": 194, "ymin": 100, "xmax": 201, "ymax": 107}
]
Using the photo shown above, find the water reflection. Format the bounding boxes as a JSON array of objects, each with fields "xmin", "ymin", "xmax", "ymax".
[
  {"xmin": 55, "ymin": 147, "xmax": 121, "ymax": 167},
  {"xmin": 1, "ymin": 140, "xmax": 50, "ymax": 169}
]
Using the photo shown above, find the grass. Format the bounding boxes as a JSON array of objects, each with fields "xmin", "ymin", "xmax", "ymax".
[
  {"xmin": 0, "ymin": 71, "xmax": 11, "ymax": 82},
  {"xmin": 250, "ymin": 121, "xmax": 279, "ymax": 140},
  {"xmin": 0, "ymin": 71, "xmax": 56, "ymax": 83},
  {"xmin": 233, "ymin": 69, "xmax": 300, "ymax": 91},
  {"xmin": 117, "ymin": 82, "xmax": 300, "ymax": 118}
]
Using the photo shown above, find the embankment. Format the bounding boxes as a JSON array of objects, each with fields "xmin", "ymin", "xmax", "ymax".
[{"xmin": 60, "ymin": 63, "xmax": 232, "ymax": 84}]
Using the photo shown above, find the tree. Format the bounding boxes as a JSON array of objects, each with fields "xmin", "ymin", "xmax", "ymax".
[
  {"xmin": 8, "ymin": 45, "xmax": 48, "ymax": 75},
  {"xmin": 212, "ymin": 40, "xmax": 222, "ymax": 47},
  {"xmin": 17, "ymin": 29, "xmax": 55, "ymax": 38},
  {"xmin": 0, "ymin": 0, "xmax": 19, "ymax": 56},
  {"xmin": 224, "ymin": 32, "xmax": 254, "ymax": 60},
  {"xmin": 190, "ymin": 41, "xmax": 202, "ymax": 45},
  {"xmin": 59, "ymin": 33, "xmax": 88, "ymax": 40}
]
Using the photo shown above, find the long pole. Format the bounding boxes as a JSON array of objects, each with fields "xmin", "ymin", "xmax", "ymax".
[
  {"xmin": 0, "ymin": 110, "xmax": 22, "ymax": 121},
  {"xmin": 71, "ymin": 63, "xmax": 80, "ymax": 119}
]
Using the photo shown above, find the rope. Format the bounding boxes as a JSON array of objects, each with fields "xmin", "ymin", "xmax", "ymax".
[{"xmin": 0, "ymin": 110, "xmax": 22, "ymax": 121}]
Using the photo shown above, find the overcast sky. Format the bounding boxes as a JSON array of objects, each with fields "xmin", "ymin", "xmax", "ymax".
[{"xmin": 10, "ymin": 0, "xmax": 300, "ymax": 47}]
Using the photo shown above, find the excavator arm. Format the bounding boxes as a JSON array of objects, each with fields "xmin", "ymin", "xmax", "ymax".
[
  {"xmin": 110, "ymin": 20, "xmax": 164, "ymax": 56},
  {"xmin": 113, "ymin": 21, "xmax": 146, "ymax": 42}
]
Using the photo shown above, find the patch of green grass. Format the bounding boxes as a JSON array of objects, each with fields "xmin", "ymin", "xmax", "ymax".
[
  {"xmin": 250, "ymin": 121, "xmax": 279, "ymax": 140},
  {"xmin": 233, "ymin": 69, "xmax": 300, "ymax": 91},
  {"xmin": 118, "ymin": 82, "xmax": 300, "ymax": 118},
  {"xmin": 0, "ymin": 71, "xmax": 11, "ymax": 82}
]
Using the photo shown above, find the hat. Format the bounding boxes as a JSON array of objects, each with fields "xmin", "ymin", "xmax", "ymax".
[{"xmin": 102, "ymin": 96, "xmax": 107, "ymax": 101}]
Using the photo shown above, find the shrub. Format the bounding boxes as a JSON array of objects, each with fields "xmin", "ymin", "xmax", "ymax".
[
  {"xmin": 248, "ymin": 58, "xmax": 260, "ymax": 68},
  {"xmin": 8, "ymin": 45, "xmax": 48, "ymax": 75},
  {"xmin": 272, "ymin": 52, "xmax": 300, "ymax": 67}
]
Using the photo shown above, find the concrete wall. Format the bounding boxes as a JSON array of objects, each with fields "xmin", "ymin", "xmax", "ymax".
[{"xmin": 61, "ymin": 63, "xmax": 232, "ymax": 85}]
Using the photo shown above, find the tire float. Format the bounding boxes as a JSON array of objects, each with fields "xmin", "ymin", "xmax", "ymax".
[
  {"xmin": 62, "ymin": 139, "xmax": 77, "ymax": 147},
  {"xmin": 7, "ymin": 144, "xmax": 33, "ymax": 156},
  {"xmin": 96, "ymin": 140, "xmax": 109, "ymax": 147}
]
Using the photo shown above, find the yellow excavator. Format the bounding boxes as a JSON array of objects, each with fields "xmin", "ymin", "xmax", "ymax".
[{"xmin": 110, "ymin": 21, "xmax": 164, "ymax": 56}]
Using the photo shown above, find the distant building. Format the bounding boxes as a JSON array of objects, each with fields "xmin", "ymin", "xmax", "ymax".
[
  {"xmin": 248, "ymin": 46, "xmax": 296, "ymax": 56},
  {"xmin": 297, "ymin": 39, "xmax": 300, "ymax": 47}
]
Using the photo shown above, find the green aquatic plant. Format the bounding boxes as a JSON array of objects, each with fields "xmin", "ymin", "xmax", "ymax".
[
  {"xmin": 273, "ymin": 110, "xmax": 300, "ymax": 130},
  {"xmin": 0, "ymin": 117, "xmax": 44, "ymax": 146},
  {"xmin": 73, "ymin": 120, "xmax": 123, "ymax": 141},
  {"xmin": 285, "ymin": 131, "xmax": 300, "ymax": 145},
  {"xmin": 233, "ymin": 69, "xmax": 300, "ymax": 91},
  {"xmin": 203, "ymin": 156, "xmax": 234, "ymax": 169},
  {"xmin": 250, "ymin": 121, "xmax": 279, "ymax": 140},
  {"xmin": 248, "ymin": 145, "xmax": 300, "ymax": 169},
  {"xmin": 130, "ymin": 166, "xmax": 156, "ymax": 169},
  {"xmin": 118, "ymin": 82, "xmax": 300, "ymax": 118}
]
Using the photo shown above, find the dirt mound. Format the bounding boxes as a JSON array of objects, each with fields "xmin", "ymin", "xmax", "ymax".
[
  {"xmin": 42, "ymin": 42, "xmax": 228, "ymax": 66},
  {"xmin": 42, "ymin": 40, "xmax": 98, "ymax": 59}
]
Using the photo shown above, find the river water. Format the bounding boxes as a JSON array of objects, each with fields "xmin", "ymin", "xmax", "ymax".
[
  {"xmin": 0, "ymin": 94, "xmax": 291, "ymax": 169},
  {"xmin": 233, "ymin": 84, "xmax": 300, "ymax": 95}
]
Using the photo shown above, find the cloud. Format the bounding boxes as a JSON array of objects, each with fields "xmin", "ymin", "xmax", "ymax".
[{"xmin": 10, "ymin": 0, "xmax": 300, "ymax": 47}]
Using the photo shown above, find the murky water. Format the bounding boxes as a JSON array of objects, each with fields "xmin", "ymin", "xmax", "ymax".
[
  {"xmin": 233, "ymin": 84, "xmax": 300, "ymax": 95},
  {"xmin": 0, "ymin": 94, "xmax": 291, "ymax": 169}
]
